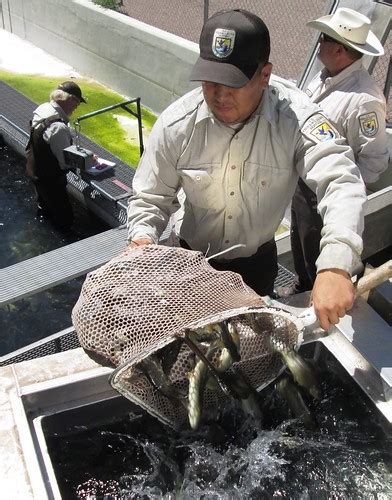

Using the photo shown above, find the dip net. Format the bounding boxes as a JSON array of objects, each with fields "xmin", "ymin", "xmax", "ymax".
[{"xmin": 72, "ymin": 245, "xmax": 301, "ymax": 429}]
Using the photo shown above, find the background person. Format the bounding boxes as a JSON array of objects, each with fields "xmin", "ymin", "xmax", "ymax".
[
  {"xmin": 126, "ymin": 9, "xmax": 367, "ymax": 331},
  {"xmin": 26, "ymin": 81, "xmax": 86, "ymax": 233},
  {"xmin": 290, "ymin": 7, "xmax": 389, "ymax": 293}
]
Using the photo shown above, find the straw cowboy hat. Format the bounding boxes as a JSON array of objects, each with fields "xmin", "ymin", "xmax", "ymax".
[{"xmin": 307, "ymin": 7, "xmax": 384, "ymax": 56}]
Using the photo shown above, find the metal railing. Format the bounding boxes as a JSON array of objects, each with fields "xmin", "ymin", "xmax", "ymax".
[{"xmin": 74, "ymin": 98, "xmax": 144, "ymax": 157}]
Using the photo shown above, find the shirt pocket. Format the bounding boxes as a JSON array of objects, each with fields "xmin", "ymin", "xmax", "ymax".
[
  {"xmin": 178, "ymin": 165, "xmax": 221, "ymax": 208},
  {"xmin": 242, "ymin": 162, "xmax": 292, "ymax": 208},
  {"xmin": 242, "ymin": 162, "xmax": 274, "ymax": 191}
]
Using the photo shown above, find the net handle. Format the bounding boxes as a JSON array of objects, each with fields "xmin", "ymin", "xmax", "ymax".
[
  {"xmin": 356, "ymin": 260, "xmax": 392, "ymax": 296},
  {"xmin": 299, "ymin": 260, "xmax": 392, "ymax": 328}
]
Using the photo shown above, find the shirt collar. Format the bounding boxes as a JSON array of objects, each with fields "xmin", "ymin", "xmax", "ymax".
[
  {"xmin": 195, "ymin": 98, "xmax": 214, "ymax": 125},
  {"xmin": 50, "ymin": 100, "xmax": 70, "ymax": 123},
  {"xmin": 258, "ymin": 86, "xmax": 278, "ymax": 126},
  {"xmin": 321, "ymin": 59, "xmax": 363, "ymax": 86}
]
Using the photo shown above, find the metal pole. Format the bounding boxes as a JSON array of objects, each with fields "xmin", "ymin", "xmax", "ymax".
[
  {"xmin": 21, "ymin": 0, "xmax": 27, "ymax": 39},
  {"xmin": 204, "ymin": 0, "xmax": 209, "ymax": 23},
  {"xmin": 297, "ymin": 0, "xmax": 339, "ymax": 89},
  {"xmin": 383, "ymin": 56, "xmax": 391, "ymax": 110},
  {"xmin": 1, "ymin": 0, "xmax": 5, "ymax": 30},
  {"xmin": 75, "ymin": 99, "xmax": 140, "ymax": 124},
  {"xmin": 367, "ymin": 17, "xmax": 391, "ymax": 76},
  {"xmin": 74, "ymin": 98, "xmax": 145, "ymax": 160},
  {"xmin": 6, "ymin": 0, "xmax": 12, "ymax": 32},
  {"xmin": 136, "ymin": 97, "xmax": 144, "ymax": 156}
]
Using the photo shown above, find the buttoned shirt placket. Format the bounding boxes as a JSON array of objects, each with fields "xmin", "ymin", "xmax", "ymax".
[
  {"xmin": 223, "ymin": 128, "xmax": 242, "ymax": 249},
  {"xmin": 222, "ymin": 112, "xmax": 262, "ymax": 251}
]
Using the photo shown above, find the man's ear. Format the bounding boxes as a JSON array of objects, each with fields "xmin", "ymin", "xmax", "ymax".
[{"xmin": 260, "ymin": 62, "xmax": 273, "ymax": 88}]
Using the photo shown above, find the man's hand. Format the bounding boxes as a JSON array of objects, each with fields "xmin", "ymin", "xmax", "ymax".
[
  {"xmin": 311, "ymin": 269, "xmax": 355, "ymax": 331},
  {"xmin": 127, "ymin": 238, "xmax": 154, "ymax": 249}
]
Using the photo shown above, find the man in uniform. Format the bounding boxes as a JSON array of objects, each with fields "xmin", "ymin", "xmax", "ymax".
[
  {"xmin": 126, "ymin": 9, "xmax": 367, "ymax": 331},
  {"xmin": 290, "ymin": 8, "xmax": 388, "ymax": 293},
  {"xmin": 27, "ymin": 81, "xmax": 86, "ymax": 232}
]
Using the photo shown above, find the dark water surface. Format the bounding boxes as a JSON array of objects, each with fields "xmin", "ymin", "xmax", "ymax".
[
  {"xmin": 0, "ymin": 143, "xmax": 109, "ymax": 355},
  {"xmin": 47, "ymin": 357, "xmax": 392, "ymax": 500}
]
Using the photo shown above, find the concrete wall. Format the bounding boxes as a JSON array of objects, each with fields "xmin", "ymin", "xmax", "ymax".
[{"xmin": 0, "ymin": 0, "xmax": 199, "ymax": 114}]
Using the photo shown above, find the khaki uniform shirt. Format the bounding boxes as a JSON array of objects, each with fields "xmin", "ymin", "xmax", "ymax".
[
  {"xmin": 128, "ymin": 76, "xmax": 366, "ymax": 275},
  {"xmin": 32, "ymin": 101, "xmax": 73, "ymax": 169},
  {"xmin": 305, "ymin": 60, "xmax": 389, "ymax": 184}
]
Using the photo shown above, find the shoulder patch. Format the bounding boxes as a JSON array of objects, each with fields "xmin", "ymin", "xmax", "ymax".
[
  {"xmin": 359, "ymin": 112, "xmax": 379, "ymax": 137},
  {"xmin": 301, "ymin": 113, "xmax": 339, "ymax": 144}
]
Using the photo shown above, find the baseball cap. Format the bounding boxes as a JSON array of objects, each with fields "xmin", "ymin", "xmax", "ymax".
[
  {"xmin": 190, "ymin": 9, "xmax": 270, "ymax": 88},
  {"xmin": 57, "ymin": 81, "xmax": 87, "ymax": 103}
]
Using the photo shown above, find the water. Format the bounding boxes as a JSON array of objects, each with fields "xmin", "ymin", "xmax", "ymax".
[
  {"xmin": 47, "ymin": 357, "xmax": 392, "ymax": 499},
  {"xmin": 0, "ymin": 143, "xmax": 109, "ymax": 354}
]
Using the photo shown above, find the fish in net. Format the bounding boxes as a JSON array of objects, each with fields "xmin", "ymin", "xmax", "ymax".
[{"xmin": 72, "ymin": 245, "xmax": 304, "ymax": 429}]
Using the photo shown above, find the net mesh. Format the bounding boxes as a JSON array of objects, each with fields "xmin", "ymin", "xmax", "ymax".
[{"xmin": 72, "ymin": 245, "xmax": 301, "ymax": 428}]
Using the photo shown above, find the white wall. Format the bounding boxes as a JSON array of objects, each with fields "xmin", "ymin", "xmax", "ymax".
[{"xmin": 0, "ymin": 0, "xmax": 199, "ymax": 113}]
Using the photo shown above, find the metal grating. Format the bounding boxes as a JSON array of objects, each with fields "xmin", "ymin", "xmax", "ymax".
[
  {"xmin": 89, "ymin": 168, "xmax": 135, "ymax": 202},
  {"xmin": 276, "ymin": 263, "xmax": 296, "ymax": 287},
  {"xmin": 0, "ymin": 226, "xmax": 128, "ymax": 306},
  {"xmin": 0, "ymin": 114, "xmax": 29, "ymax": 145},
  {"xmin": 371, "ymin": 27, "xmax": 392, "ymax": 123},
  {"xmin": 117, "ymin": 198, "xmax": 130, "ymax": 212},
  {"xmin": 67, "ymin": 171, "xmax": 128, "ymax": 225},
  {"xmin": 0, "ymin": 327, "xmax": 80, "ymax": 367}
]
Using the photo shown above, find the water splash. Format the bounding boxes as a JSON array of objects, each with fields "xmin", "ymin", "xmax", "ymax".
[{"xmin": 47, "ymin": 365, "xmax": 392, "ymax": 499}]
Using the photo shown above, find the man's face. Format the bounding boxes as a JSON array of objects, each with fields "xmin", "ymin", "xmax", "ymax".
[
  {"xmin": 202, "ymin": 63, "xmax": 272, "ymax": 124},
  {"xmin": 69, "ymin": 96, "xmax": 81, "ymax": 115},
  {"xmin": 61, "ymin": 95, "xmax": 81, "ymax": 117},
  {"xmin": 317, "ymin": 33, "xmax": 342, "ymax": 70}
]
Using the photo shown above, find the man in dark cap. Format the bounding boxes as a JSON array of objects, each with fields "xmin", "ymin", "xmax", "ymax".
[
  {"xmin": 126, "ymin": 9, "xmax": 367, "ymax": 332},
  {"xmin": 26, "ymin": 80, "xmax": 86, "ymax": 232}
]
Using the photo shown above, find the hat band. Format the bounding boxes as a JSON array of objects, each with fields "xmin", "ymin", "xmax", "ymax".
[{"xmin": 332, "ymin": 25, "xmax": 369, "ymax": 45}]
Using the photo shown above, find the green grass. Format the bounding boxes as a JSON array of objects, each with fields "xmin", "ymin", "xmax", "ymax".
[
  {"xmin": 0, "ymin": 70, "xmax": 157, "ymax": 167},
  {"xmin": 276, "ymin": 223, "xmax": 290, "ymax": 235}
]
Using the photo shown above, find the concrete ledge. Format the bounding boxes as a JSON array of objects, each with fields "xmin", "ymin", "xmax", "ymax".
[
  {"xmin": 1, "ymin": 0, "xmax": 199, "ymax": 114},
  {"xmin": 0, "ymin": 348, "xmax": 110, "ymax": 498}
]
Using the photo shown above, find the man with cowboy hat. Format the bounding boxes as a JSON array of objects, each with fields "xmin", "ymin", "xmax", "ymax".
[
  {"xmin": 289, "ymin": 7, "xmax": 389, "ymax": 294},
  {"xmin": 126, "ymin": 8, "xmax": 367, "ymax": 332},
  {"xmin": 26, "ymin": 81, "xmax": 87, "ymax": 233}
]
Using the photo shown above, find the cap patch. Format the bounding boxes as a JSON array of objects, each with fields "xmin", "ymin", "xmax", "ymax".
[
  {"xmin": 359, "ymin": 112, "xmax": 379, "ymax": 137},
  {"xmin": 302, "ymin": 113, "xmax": 338, "ymax": 143},
  {"xmin": 212, "ymin": 29, "xmax": 236, "ymax": 58}
]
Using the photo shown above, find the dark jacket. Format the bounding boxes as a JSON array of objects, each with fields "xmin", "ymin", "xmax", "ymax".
[{"xmin": 26, "ymin": 117, "xmax": 68, "ymax": 179}]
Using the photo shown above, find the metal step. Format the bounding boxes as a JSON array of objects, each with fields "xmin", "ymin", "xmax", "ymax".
[{"xmin": 0, "ymin": 226, "xmax": 128, "ymax": 306}]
